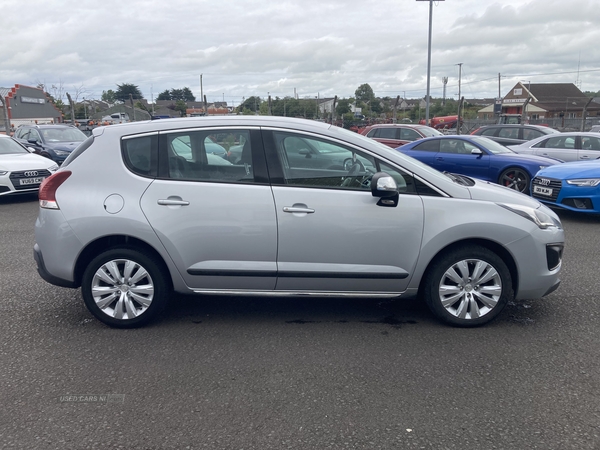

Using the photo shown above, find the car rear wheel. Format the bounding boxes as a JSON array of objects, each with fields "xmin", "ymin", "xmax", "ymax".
[
  {"xmin": 499, "ymin": 167, "xmax": 530, "ymax": 193},
  {"xmin": 424, "ymin": 245, "xmax": 513, "ymax": 327},
  {"xmin": 81, "ymin": 249, "xmax": 169, "ymax": 328}
]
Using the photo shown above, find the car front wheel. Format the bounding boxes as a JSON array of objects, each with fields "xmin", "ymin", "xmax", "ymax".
[
  {"xmin": 81, "ymin": 249, "xmax": 169, "ymax": 328},
  {"xmin": 424, "ymin": 245, "xmax": 513, "ymax": 327},
  {"xmin": 499, "ymin": 167, "xmax": 530, "ymax": 193}
]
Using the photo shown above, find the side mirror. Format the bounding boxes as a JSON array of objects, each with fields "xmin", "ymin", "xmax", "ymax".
[
  {"xmin": 371, "ymin": 172, "xmax": 399, "ymax": 207},
  {"xmin": 471, "ymin": 148, "xmax": 483, "ymax": 155}
]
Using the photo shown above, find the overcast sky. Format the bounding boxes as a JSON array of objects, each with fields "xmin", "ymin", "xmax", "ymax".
[{"xmin": 2, "ymin": 0, "xmax": 599, "ymax": 106}]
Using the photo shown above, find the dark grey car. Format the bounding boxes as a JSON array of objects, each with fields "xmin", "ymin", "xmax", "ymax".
[
  {"xmin": 34, "ymin": 116, "xmax": 564, "ymax": 329},
  {"xmin": 471, "ymin": 124, "xmax": 559, "ymax": 146},
  {"xmin": 14, "ymin": 124, "xmax": 87, "ymax": 164}
]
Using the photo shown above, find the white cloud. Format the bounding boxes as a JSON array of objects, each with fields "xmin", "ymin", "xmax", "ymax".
[{"xmin": 1, "ymin": 0, "xmax": 599, "ymax": 103}]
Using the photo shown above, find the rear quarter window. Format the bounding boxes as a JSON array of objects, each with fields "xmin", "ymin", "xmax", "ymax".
[{"xmin": 122, "ymin": 135, "xmax": 158, "ymax": 177}]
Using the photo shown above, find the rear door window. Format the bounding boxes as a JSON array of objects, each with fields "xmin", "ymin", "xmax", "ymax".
[
  {"xmin": 400, "ymin": 128, "xmax": 422, "ymax": 141},
  {"xmin": 162, "ymin": 129, "xmax": 257, "ymax": 183}
]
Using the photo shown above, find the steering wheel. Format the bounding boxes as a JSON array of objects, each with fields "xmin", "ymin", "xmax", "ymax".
[{"xmin": 342, "ymin": 159, "xmax": 372, "ymax": 188}]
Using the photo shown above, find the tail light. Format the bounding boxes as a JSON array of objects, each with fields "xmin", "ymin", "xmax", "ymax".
[{"xmin": 39, "ymin": 171, "xmax": 71, "ymax": 209}]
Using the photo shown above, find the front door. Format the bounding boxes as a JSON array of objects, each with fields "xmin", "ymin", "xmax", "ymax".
[{"xmin": 265, "ymin": 130, "xmax": 425, "ymax": 293}]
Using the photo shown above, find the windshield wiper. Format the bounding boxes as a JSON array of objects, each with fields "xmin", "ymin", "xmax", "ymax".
[{"xmin": 443, "ymin": 171, "xmax": 472, "ymax": 186}]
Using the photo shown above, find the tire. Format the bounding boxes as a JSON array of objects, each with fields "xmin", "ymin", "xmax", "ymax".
[
  {"xmin": 423, "ymin": 245, "xmax": 513, "ymax": 327},
  {"xmin": 499, "ymin": 167, "xmax": 530, "ymax": 193},
  {"xmin": 81, "ymin": 248, "xmax": 170, "ymax": 328}
]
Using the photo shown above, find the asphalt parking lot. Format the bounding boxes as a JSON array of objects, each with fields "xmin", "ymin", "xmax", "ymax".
[{"xmin": 1, "ymin": 193, "xmax": 599, "ymax": 450}]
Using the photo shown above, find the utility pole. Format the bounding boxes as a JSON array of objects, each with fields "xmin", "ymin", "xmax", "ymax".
[
  {"xmin": 457, "ymin": 63, "xmax": 463, "ymax": 119},
  {"xmin": 0, "ymin": 95, "xmax": 11, "ymax": 135},
  {"xmin": 66, "ymin": 92, "xmax": 75, "ymax": 125},
  {"xmin": 200, "ymin": 74, "xmax": 204, "ymax": 115},
  {"xmin": 442, "ymin": 77, "xmax": 448, "ymax": 106},
  {"xmin": 417, "ymin": 0, "xmax": 444, "ymax": 125},
  {"xmin": 498, "ymin": 73, "xmax": 501, "ymax": 98},
  {"xmin": 393, "ymin": 95, "xmax": 400, "ymax": 123}
]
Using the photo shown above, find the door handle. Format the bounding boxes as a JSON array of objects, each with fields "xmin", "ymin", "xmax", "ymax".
[
  {"xmin": 283, "ymin": 206, "xmax": 315, "ymax": 214},
  {"xmin": 158, "ymin": 198, "xmax": 190, "ymax": 206}
]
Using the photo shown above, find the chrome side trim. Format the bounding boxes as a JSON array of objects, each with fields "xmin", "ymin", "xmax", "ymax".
[{"xmin": 190, "ymin": 289, "xmax": 403, "ymax": 298}]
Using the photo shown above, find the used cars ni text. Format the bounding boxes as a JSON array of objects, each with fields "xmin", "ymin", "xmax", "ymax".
[{"xmin": 34, "ymin": 117, "xmax": 564, "ymax": 328}]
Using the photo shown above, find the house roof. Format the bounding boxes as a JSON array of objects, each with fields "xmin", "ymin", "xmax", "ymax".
[{"xmin": 518, "ymin": 82, "xmax": 600, "ymax": 112}]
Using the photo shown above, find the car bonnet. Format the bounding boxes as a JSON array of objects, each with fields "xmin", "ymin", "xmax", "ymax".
[
  {"xmin": 466, "ymin": 178, "xmax": 542, "ymax": 208},
  {"xmin": 537, "ymin": 160, "xmax": 600, "ymax": 179}
]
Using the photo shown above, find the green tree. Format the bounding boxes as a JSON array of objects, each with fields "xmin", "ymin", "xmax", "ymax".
[
  {"xmin": 101, "ymin": 89, "xmax": 116, "ymax": 103},
  {"xmin": 355, "ymin": 83, "xmax": 375, "ymax": 106},
  {"xmin": 157, "ymin": 87, "xmax": 196, "ymax": 102},
  {"xmin": 115, "ymin": 83, "xmax": 144, "ymax": 103},
  {"xmin": 156, "ymin": 89, "xmax": 171, "ymax": 101},
  {"xmin": 180, "ymin": 87, "xmax": 195, "ymax": 102},
  {"xmin": 237, "ymin": 96, "xmax": 262, "ymax": 113},
  {"xmin": 175, "ymin": 100, "xmax": 187, "ymax": 116},
  {"xmin": 336, "ymin": 98, "xmax": 351, "ymax": 116}
]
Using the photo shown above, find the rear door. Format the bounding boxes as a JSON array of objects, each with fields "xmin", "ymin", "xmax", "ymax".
[
  {"xmin": 578, "ymin": 135, "xmax": 600, "ymax": 160},
  {"xmin": 139, "ymin": 128, "xmax": 278, "ymax": 291}
]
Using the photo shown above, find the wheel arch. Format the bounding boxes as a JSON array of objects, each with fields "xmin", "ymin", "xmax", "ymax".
[
  {"xmin": 497, "ymin": 164, "xmax": 533, "ymax": 180},
  {"xmin": 73, "ymin": 235, "xmax": 173, "ymax": 290},
  {"xmin": 417, "ymin": 238, "xmax": 518, "ymax": 298}
]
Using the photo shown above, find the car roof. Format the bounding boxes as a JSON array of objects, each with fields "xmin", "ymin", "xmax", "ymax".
[
  {"xmin": 365, "ymin": 124, "xmax": 429, "ymax": 129},
  {"xmin": 18, "ymin": 124, "xmax": 76, "ymax": 128},
  {"xmin": 477, "ymin": 124, "xmax": 552, "ymax": 130},
  {"xmin": 91, "ymin": 116, "xmax": 336, "ymax": 139}
]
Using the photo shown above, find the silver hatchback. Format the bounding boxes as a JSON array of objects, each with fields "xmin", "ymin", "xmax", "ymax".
[{"xmin": 34, "ymin": 116, "xmax": 564, "ymax": 328}]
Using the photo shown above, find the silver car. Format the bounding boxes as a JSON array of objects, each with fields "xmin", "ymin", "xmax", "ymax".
[
  {"xmin": 509, "ymin": 132, "xmax": 600, "ymax": 162},
  {"xmin": 34, "ymin": 116, "xmax": 565, "ymax": 328}
]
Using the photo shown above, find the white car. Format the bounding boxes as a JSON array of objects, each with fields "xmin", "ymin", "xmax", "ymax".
[
  {"xmin": 509, "ymin": 132, "xmax": 600, "ymax": 162},
  {"xmin": 0, "ymin": 134, "xmax": 58, "ymax": 196}
]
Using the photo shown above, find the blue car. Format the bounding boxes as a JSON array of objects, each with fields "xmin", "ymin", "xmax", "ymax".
[
  {"xmin": 532, "ymin": 160, "xmax": 600, "ymax": 213},
  {"xmin": 397, "ymin": 135, "xmax": 561, "ymax": 193}
]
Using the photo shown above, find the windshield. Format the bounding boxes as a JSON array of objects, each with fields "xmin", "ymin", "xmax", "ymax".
[
  {"xmin": 40, "ymin": 127, "xmax": 87, "ymax": 143},
  {"xmin": 0, "ymin": 137, "xmax": 29, "ymax": 155},
  {"xmin": 470, "ymin": 136, "xmax": 514, "ymax": 154}
]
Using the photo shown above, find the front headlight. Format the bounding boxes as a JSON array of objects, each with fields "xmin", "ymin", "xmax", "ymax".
[
  {"xmin": 0, "ymin": 170, "xmax": 7, "ymax": 176},
  {"xmin": 497, "ymin": 203, "xmax": 561, "ymax": 230},
  {"xmin": 566, "ymin": 179, "xmax": 600, "ymax": 187},
  {"xmin": 54, "ymin": 150, "xmax": 70, "ymax": 156},
  {"xmin": 48, "ymin": 164, "xmax": 59, "ymax": 172}
]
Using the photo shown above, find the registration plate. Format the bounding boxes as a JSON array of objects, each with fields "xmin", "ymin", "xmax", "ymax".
[
  {"xmin": 19, "ymin": 177, "xmax": 45, "ymax": 186},
  {"xmin": 533, "ymin": 185, "xmax": 553, "ymax": 196}
]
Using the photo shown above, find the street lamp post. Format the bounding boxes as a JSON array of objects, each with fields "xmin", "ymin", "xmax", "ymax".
[{"xmin": 417, "ymin": 0, "xmax": 444, "ymax": 126}]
